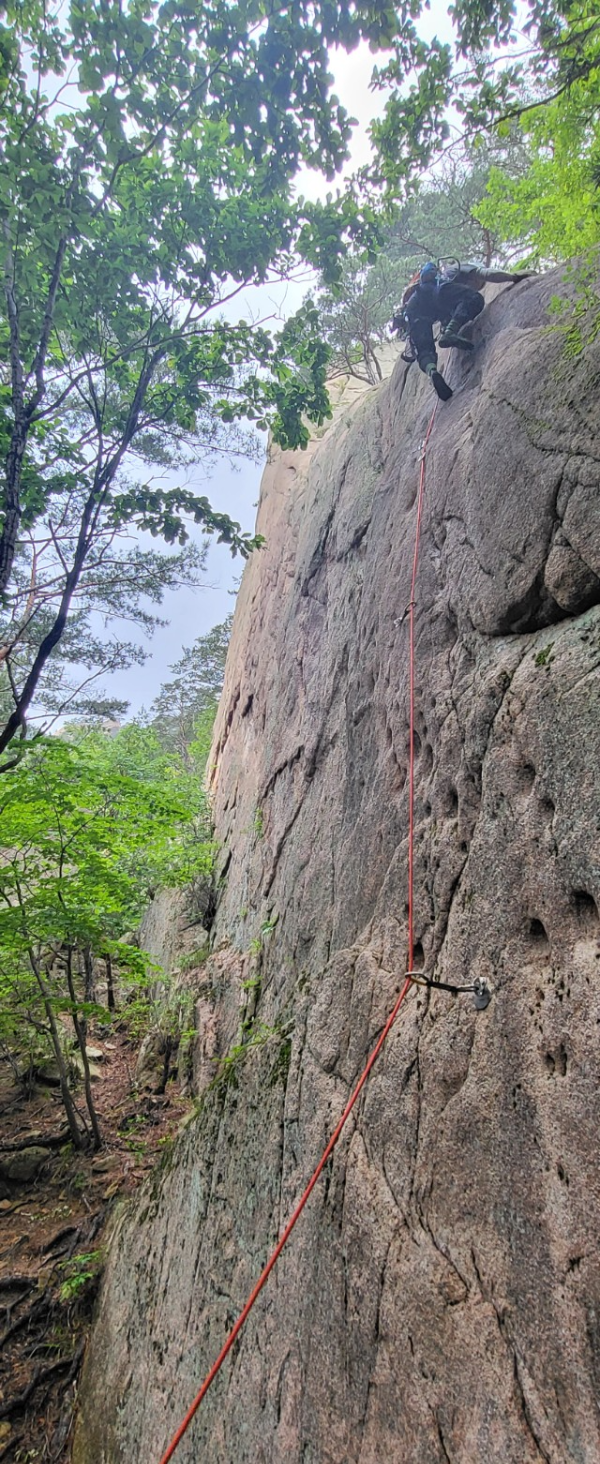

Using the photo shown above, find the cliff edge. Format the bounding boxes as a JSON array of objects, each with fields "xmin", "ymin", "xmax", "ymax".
[{"xmin": 74, "ymin": 263, "xmax": 600, "ymax": 1464}]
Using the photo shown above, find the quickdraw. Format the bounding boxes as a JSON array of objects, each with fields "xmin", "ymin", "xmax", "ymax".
[{"xmin": 407, "ymin": 971, "xmax": 492, "ymax": 1010}]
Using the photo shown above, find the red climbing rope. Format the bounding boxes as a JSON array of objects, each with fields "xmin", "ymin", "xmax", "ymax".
[
  {"xmin": 158, "ymin": 978, "xmax": 413, "ymax": 1464},
  {"xmin": 157, "ymin": 400, "xmax": 438, "ymax": 1464}
]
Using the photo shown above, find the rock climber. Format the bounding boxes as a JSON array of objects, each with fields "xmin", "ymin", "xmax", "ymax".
[{"xmin": 391, "ymin": 260, "xmax": 534, "ymax": 402}]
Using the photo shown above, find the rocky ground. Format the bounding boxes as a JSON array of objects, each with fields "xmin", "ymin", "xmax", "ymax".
[{"xmin": 0, "ymin": 1029, "xmax": 192, "ymax": 1463}]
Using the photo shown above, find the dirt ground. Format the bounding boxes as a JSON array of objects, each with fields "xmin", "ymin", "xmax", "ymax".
[{"xmin": 0, "ymin": 1027, "xmax": 192, "ymax": 1463}]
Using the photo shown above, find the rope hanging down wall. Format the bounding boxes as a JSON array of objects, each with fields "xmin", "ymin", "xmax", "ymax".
[{"xmin": 157, "ymin": 395, "xmax": 490, "ymax": 1464}]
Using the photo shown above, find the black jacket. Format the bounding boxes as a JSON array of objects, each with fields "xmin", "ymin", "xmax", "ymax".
[{"xmin": 405, "ymin": 283, "xmax": 445, "ymax": 326}]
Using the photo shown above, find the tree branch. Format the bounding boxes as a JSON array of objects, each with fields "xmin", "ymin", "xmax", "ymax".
[{"xmin": 27, "ymin": 237, "xmax": 69, "ymax": 416}]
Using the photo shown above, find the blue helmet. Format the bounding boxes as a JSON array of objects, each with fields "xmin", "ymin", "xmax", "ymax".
[{"xmin": 420, "ymin": 262, "xmax": 438, "ymax": 286}]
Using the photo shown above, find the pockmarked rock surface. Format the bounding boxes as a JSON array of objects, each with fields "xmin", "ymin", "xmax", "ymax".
[{"xmin": 74, "ymin": 264, "xmax": 600, "ymax": 1463}]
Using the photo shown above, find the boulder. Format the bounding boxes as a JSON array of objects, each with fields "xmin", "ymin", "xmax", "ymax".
[
  {"xmin": 72, "ymin": 1054, "xmax": 102, "ymax": 1080},
  {"xmin": 134, "ymin": 1031, "xmax": 170, "ymax": 1091},
  {"xmin": 0, "ymin": 1146, "xmax": 52, "ymax": 1184}
]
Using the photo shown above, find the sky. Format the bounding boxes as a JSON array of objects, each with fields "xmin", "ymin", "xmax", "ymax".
[{"xmin": 105, "ymin": 6, "xmax": 458, "ymax": 718}]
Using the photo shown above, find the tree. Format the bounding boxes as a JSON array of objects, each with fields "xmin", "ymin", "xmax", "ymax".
[
  {"xmin": 150, "ymin": 613, "xmax": 232, "ymax": 762},
  {"xmin": 0, "ymin": 533, "xmax": 210, "ymax": 737},
  {"xmin": 312, "ymin": 134, "xmax": 533, "ymax": 381},
  {"xmin": 312, "ymin": 253, "xmax": 403, "ymax": 385},
  {"xmin": 0, "ymin": 729, "xmax": 210, "ymax": 1146},
  {"xmin": 474, "ymin": 88, "xmax": 600, "ymax": 265},
  {"xmin": 383, "ymin": 138, "xmax": 533, "ymax": 268},
  {"xmin": 0, "ymin": 0, "xmax": 412, "ymax": 760},
  {"xmin": 370, "ymin": 0, "xmax": 600, "ymax": 194}
]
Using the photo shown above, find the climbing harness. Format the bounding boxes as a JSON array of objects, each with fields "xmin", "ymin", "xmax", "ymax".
[
  {"xmin": 156, "ymin": 391, "xmax": 491, "ymax": 1464},
  {"xmin": 437, "ymin": 256, "xmax": 461, "ymax": 276}
]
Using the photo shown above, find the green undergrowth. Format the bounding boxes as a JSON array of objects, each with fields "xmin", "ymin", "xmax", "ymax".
[
  {"xmin": 58, "ymin": 1249, "xmax": 105, "ymax": 1305},
  {"xmin": 548, "ymin": 254, "xmax": 600, "ymax": 366},
  {"xmin": 533, "ymin": 642, "xmax": 555, "ymax": 669},
  {"xmin": 212, "ymin": 1018, "xmax": 293, "ymax": 1092}
]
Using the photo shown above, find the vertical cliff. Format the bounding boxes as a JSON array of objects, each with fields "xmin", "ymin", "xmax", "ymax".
[{"xmin": 74, "ymin": 264, "xmax": 600, "ymax": 1464}]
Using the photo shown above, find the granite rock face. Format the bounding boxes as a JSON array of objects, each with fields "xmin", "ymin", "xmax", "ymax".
[{"xmin": 74, "ymin": 266, "xmax": 600, "ymax": 1463}]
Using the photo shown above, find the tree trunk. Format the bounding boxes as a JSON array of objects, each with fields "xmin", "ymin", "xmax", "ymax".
[
  {"xmin": 0, "ymin": 422, "xmax": 26, "ymax": 596},
  {"xmin": 80, "ymin": 944, "xmax": 96, "ymax": 1042},
  {"xmin": 105, "ymin": 953, "xmax": 116, "ymax": 1012},
  {"xmin": 0, "ymin": 344, "xmax": 163, "ymax": 760},
  {"xmin": 83, "ymin": 945, "xmax": 96, "ymax": 1003},
  {"xmin": 30, "ymin": 959, "xmax": 85, "ymax": 1151},
  {"xmin": 0, "ymin": 230, "xmax": 69, "ymax": 596},
  {"xmin": 1, "ymin": 225, "xmax": 27, "ymax": 597},
  {"xmin": 66, "ymin": 950, "xmax": 102, "ymax": 1151},
  {"xmin": 156, "ymin": 1036, "xmax": 174, "ymax": 1095}
]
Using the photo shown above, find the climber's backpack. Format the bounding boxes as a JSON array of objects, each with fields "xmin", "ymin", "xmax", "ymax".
[
  {"xmin": 391, "ymin": 270, "xmax": 421, "ymax": 340},
  {"xmin": 400, "ymin": 269, "xmax": 423, "ymax": 310}
]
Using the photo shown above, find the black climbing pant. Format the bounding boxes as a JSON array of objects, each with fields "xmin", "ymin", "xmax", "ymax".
[{"xmin": 409, "ymin": 284, "xmax": 484, "ymax": 377}]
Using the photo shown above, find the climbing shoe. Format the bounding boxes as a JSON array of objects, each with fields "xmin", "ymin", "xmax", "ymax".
[
  {"xmin": 438, "ymin": 329, "xmax": 474, "ymax": 351},
  {"xmin": 431, "ymin": 370, "xmax": 453, "ymax": 402}
]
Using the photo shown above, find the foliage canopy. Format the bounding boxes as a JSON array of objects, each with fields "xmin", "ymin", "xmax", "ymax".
[
  {"xmin": 371, "ymin": 0, "xmax": 600, "ymax": 193},
  {"xmin": 149, "ymin": 612, "xmax": 232, "ymax": 763},
  {"xmin": 0, "ymin": 0, "xmax": 409, "ymax": 757}
]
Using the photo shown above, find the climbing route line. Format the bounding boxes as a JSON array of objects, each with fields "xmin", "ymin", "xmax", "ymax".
[
  {"xmin": 157, "ymin": 401, "xmax": 438, "ymax": 1464},
  {"xmin": 408, "ymin": 402, "xmax": 438, "ymax": 973}
]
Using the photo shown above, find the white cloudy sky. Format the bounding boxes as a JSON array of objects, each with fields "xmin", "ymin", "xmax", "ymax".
[{"xmin": 107, "ymin": 3, "xmax": 457, "ymax": 716}]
